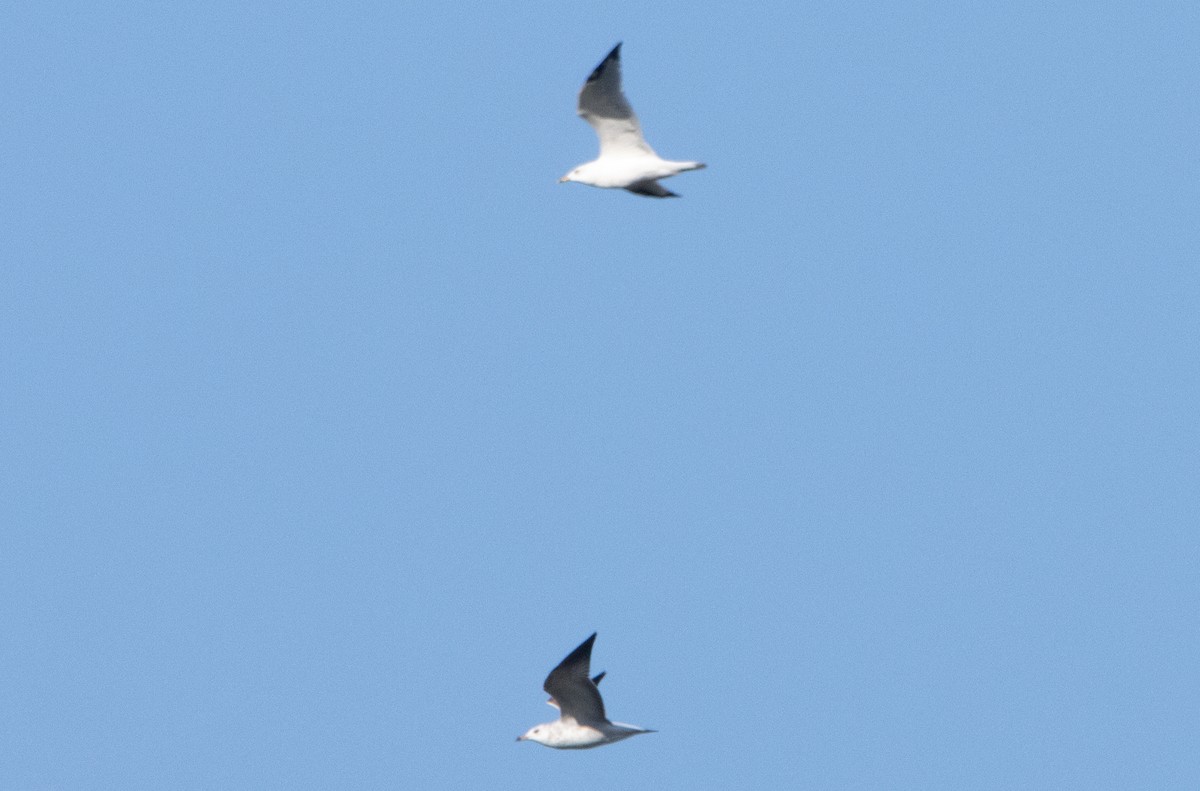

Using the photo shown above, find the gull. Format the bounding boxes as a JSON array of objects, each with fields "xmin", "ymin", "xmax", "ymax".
[
  {"xmin": 559, "ymin": 43, "xmax": 706, "ymax": 198},
  {"xmin": 517, "ymin": 633, "xmax": 655, "ymax": 749}
]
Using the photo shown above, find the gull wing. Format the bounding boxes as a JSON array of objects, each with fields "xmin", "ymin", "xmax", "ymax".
[
  {"xmin": 543, "ymin": 633, "xmax": 607, "ymax": 724},
  {"xmin": 577, "ymin": 44, "xmax": 656, "ymax": 157},
  {"xmin": 625, "ymin": 180, "xmax": 678, "ymax": 198},
  {"xmin": 547, "ymin": 671, "xmax": 605, "ymax": 709}
]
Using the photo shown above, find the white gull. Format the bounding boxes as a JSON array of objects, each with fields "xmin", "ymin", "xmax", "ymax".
[
  {"xmin": 559, "ymin": 44, "xmax": 706, "ymax": 198},
  {"xmin": 517, "ymin": 633, "xmax": 655, "ymax": 749}
]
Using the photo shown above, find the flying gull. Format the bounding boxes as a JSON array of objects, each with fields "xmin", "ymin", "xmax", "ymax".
[
  {"xmin": 517, "ymin": 633, "xmax": 655, "ymax": 749},
  {"xmin": 559, "ymin": 44, "xmax": 706, "ymax": 198}
]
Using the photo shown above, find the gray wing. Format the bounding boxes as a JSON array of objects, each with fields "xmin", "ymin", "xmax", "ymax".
[
  {"xmin": 543, "ymin": 633, "xmax": 607, "ymax": 724},
  {"xmin": 625, "ymin": 180, "xmax": 678, "ymax": 198},
  {"xmin": 577, "ymin": 43, "xmax": 656, "ymax": 157},
  {"xmin": 547, "ymin": 671, "xmax": 605, "ymax": 709}
]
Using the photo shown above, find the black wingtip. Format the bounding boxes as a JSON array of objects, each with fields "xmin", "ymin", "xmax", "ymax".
[
  {"xmin": 551, "ymin": 632, "xmax": 598, "ymax": 677},
  {"xmin": 585, "ymin": 44, "xmax": 621, "ymax": 83},
  {"xmin": 576, "ymin": 632, "xmax": 597, "ymax": 659}
]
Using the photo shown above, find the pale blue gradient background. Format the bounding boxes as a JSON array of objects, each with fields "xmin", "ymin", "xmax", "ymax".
[{"xmin": 3, "ymin": 2, "xmax": 1198, "ymax": 789}]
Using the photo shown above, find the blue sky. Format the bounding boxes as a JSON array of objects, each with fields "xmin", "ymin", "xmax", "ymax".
[{"xmin": 3, "ymin": 1, "xmax": 1198, "ymax": 788}]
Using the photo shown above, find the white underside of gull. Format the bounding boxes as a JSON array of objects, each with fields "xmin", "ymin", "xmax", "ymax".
[
  {"xmin": 522, "ymin": 717, "xmax": 650, "ymax": 750},
  {"xmin": 566, "ymin": 155, "xmax": 705, "ymax": 191}
]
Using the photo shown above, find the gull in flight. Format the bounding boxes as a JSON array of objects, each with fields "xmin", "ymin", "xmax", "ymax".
[
  {"xmin": 559, "ymin": 44, "xmax": 706, "ymax": 198},
  {"xmin": 517, "ymin": 633, "xmax": 655, "ymax": 749}
]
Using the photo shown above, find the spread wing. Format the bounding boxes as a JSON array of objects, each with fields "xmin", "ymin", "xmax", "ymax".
[
  {"xmin": 577, "ymin": 43, "xmax": 656, "ymax": 158},
  {"xmin": 543, "ymin": 633, "xmax": 607, "ymax": 724},
  {"xmin": 547, "ymin": 671, "xmax": 605, "ymax": 709}
]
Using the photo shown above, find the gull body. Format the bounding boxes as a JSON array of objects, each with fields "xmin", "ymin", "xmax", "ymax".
[
  {"xmin": 517, "ymin": 718, "xmax": 652, "ymax": 750},
  {"xmin": 517, "ymin": 633, "xmax": 655, "ymax": 749},
  {"xmin": 560, "ymin": 44, "xmax": 705, "ymax": 198}
]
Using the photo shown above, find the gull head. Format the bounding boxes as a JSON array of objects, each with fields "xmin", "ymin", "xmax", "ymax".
[
  {"xmin": 560, "ymin": 162, "xmax": 605, "ymax": 185},
  {"xmin": 517, "ymin": 724, "xmax": 549, "ymax": 745}
]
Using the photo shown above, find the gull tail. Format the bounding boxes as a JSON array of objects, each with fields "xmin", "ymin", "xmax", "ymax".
[{"xmin": 627, "ymin": 162, "xmax": 706, "ymax": 197}]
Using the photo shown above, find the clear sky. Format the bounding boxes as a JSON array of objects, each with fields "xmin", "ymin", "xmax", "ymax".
[{"xmin": 3, "ymin": 1, "xmax": 1198, "ymax": 789}]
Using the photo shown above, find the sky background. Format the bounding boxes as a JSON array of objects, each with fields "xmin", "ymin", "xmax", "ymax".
[{"xmin": 3, "ymin": 1, "xmax": 1198, "ymax": 789}]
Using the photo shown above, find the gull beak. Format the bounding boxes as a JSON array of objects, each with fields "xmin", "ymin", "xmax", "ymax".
[
  {"xmin": 516, "ymin": 735, "xmax": 525, "ymax": 742},
  {"xmin": 558, "ymin": 176, "xmax": 569, "ymax": 183}
]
